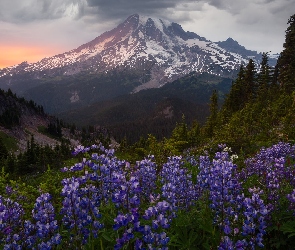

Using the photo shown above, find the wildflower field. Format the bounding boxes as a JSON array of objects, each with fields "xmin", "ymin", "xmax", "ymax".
[{"xmin": 1, "ymin": 142, "xmax": 295, "ymax": 249}]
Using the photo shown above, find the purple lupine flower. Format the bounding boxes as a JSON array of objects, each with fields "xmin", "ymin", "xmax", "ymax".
[
  {"xmin": 112, "ymin": 170, "xmax": 142, "ymax": 249},
  {"xmin": 218, "ymin": 236, "xmax": 234, "ymax": 250},
  {"xmin": 0, "ymin": 196, "xmax": 25, "ymax": 249},
  {"xmin": 240, "ymin": 142, "xmax": 295, "ymax": 213},
  {"xmin": 31, "ymin": 193, "xmax": 61, "ymax": 248},
  {"xmin": 60, "ymin": 175, "xmax": 102, "ymax": 246},
  {"xmin": 161, "ymin": 156, "xmax": 198, "ymax": 209},
  {"xmin": 136, "ymin": 156, "xmax": 158, "ymax": 202},
  {"xmin": 287, "ymin": 189, "xmax": 295, "ymax": 212},
  {"xmin": 139, "ymin": 200, "xmax": 172, "ymax": 248},
  {"xmin": 241, "ymin": 188, "xmax": 269, "ymax": 248},
  {"xmin": 198, "ymin": 149, "xmax": 242, "ymax": 233}
]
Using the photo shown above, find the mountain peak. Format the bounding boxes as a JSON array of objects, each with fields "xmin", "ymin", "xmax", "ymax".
[
  {"xmin": 216, "ymin": 37, "xmax": 258, "ymax": 58},
  {"xmin": 121, "ymin": 13, "xmax": 140, "ymax": 26},
  {"xmin": 127, "ymin": 13, "xmax": 171, "ymax": 27},
  {"xmin": 218, "ymin": 37, "xmax": 244, "ymax": 48},
  {"xmin": 0, "ymin": 14, "xmax": 274, "ymax": 93},
  {"xmin": 226, "ymin": 37, "xmax": 237, "ymax": 43}
]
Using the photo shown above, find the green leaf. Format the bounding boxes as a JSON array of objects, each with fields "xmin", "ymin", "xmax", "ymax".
[
  {"xmin": 280, "ymin": 220, "xmax": 295, "ymax": 238},
  {"xmin": 102, "ymin": 233, "xmax": 113, "ymax": 242}
]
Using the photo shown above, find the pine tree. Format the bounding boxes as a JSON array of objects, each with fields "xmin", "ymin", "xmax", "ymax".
[
  {"xmin": 204, "ymin": 90, "xmax": 218, "ymax": 137},
  {"xmin": 243, "ymin": 59, "xmax": 256, "ymax": 103},
  {"xmin": 188, "ymin": 120, "xmax": 200, "ymax": 147},
  {"xmin": 26, "ymin": 136, "xmax": 37, "ymax": 166},
  {"xmin": 70, "ymin": 124, "xmax": 76, "ymax": 135},
  {"xmin": 223, "ymin": 65, "xmax": 245, "ymax": 115},
  {"xmin": 0, "ymin": 138, "xmax": 8, "ymax": 160},
  {"xmin": 269, "ymin": 63, "xmax": 280, "ymax": 96},
  {"xmin": 171, "ymin": 115, "xmax": 188, "ymax": 142},
  {"xmin": 277, "ymin": 14, "xmax": 295, "ymax": 92},
  {"xmin": 170, "ymin": 115, "xmax": 189, "ymax": 151},
  {"xmin": 257, "ymin": 52, "xmax": 271, "ymax": 101},
  {"xmin": 4, "ymin": 153, "xmax": 17, "ymax": 174},
  {"xmin": 120, "ymin": 136, "xmax": 128, "ymax": 152}
]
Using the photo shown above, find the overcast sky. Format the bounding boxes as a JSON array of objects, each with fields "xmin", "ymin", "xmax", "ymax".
[{"xmin": 0, "ymin": 0, "xmax": 294, "ymax": 68}]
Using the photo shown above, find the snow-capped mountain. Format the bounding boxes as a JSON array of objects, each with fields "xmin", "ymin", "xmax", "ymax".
[{"xmin": 0, "ymin": 14, "xmax": 273, "ymax": 93}]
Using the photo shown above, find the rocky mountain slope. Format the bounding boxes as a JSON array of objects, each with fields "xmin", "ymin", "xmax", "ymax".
[
  {"xmin": 0, "ymin": 14, "xmax": 276, "ymax": 95},
  {"xmin": 0, "ymin": 89, "xmax": 79, "ymax": 152}
]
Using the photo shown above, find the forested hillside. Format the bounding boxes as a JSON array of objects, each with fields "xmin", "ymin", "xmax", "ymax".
[
  {"xmin": 208, "ymin": 13, "xmax": 295, "ymax": 154},
  {"xmin": 61, "ymin": 72, "xmax": 232, "ymax": 143},
  {"xmin": 125, "ymin": 13, "xmax": 295, "ymax": 160},
  {"xmin": 0, "ymin": 88, "xmax": 112, "ymax": 176}
]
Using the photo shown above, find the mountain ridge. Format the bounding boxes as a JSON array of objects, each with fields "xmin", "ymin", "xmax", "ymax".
[
  {"xmin": 59, "ymin": 72, "xmax": 232, "ymax": 143},
  {"xmin": 0, "ymin": 13, "xmax": 276, "ymax": 95}
]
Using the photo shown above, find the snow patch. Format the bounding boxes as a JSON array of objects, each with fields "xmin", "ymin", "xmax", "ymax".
[{"xmin": 70, "ymin": 91, "xmax": 80, "ymax": 103}]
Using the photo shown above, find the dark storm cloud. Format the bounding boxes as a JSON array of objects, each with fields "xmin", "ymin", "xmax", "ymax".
[
  {"xmin": 1, "ymin": 0, "xmax": 295, "ymax": 57},
  {"xmin": 87, "ymin": 0, "xmax": 181, "ymax": 8},
  {"xmin": 82, "ymin": 0, "xmax": 295, "ymax": 28},
  {"xmin": 0, "ymin": 0, "xmax": 85, "ymax": 23},
  {"xmin": 83, "ymin": 0, "xmax": 200, "ymax": 23},
  {"xmin": 1, "ymin": 0, "xmax": 294, "ymax": 24},
  {"xmin": 0, "ymin": 0, "xmax": 203, "ymax": 24}
]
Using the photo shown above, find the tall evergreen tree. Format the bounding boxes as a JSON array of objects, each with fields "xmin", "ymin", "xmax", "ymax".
[
  {"xmin": 257, "ymin": 52, "xmax": 271, "ymax": 101},
  {"xmin": 277, "ymin": 14, "xmax": 295, "ymax": 92},
  {"xmin": 4, "ymin": 153, "xmax": 16, "ymax": 174},
  {"xmin": 0, "ymin": 138, "xmax": 8, "ymax": 159},
  {"xmin": 26, "ymin": 136, "xmax": 37, "ymax": 166},
  {"xmin": 204, "ymin": 90, "xmax": 218, "ymax": 137},
  {"xmin": 188, "ymin": 120, "xmax": 200, "ymax": 147},
  {"xmin": 171, "ymin": 115, "xmax": 188, "ymax": 142},
  {"xmin": 243, "ymin": 59, "xmax": 256, "ymax": 103},
  {"xmin": 223, "ymin": 65, "xmax": 245, "ymax": 115}
]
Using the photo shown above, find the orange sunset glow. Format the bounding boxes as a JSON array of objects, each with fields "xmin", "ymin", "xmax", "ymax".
[{"xmin": 0, "ymin": 45, "xmax": 60, "ymax": 69}]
